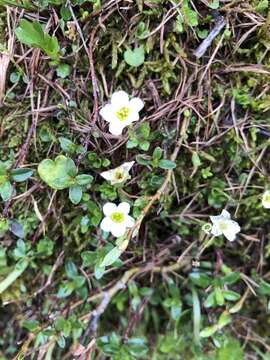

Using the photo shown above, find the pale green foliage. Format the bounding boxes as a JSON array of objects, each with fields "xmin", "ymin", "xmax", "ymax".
[
  {"xmin": 15, "ymin": 19, "xmax": 60, "ymax": 61},
  {"xmin": 38, "ymin": 155, "xmax": 92, "ymax": 204},
  {"xmin": 124, "ymin": 46, "xmax": 145, "ymax": 67}
]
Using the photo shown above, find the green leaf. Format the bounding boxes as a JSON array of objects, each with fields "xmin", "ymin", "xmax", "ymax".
[
  {"xmin": 182, "ymin": 1, "xmax": 198, "ymax": 27},
  {"xmin": 209, "ymin": 0, "xmax": 219, "ymax": 9},
  {"xmin": 9, "ymin": 220, "xmax": 24, "ymax": 238},
  {"xmin": 56, "ymin": 64, "xmax": 71, "ymax": 78},
  {"xmin": 218, "ymin": 312, "xmax": 231, "ymax": 328},
  {"xmin": 124, "ymin": 45, "xmax": 145, "ymax": 67},
  {"xmin": 192, "ymin": 152, "xmax": 201, "ymax": 167},
  {"xmin": 150, "ymin": 175, "xmax": 164, "ymax": 187},
  {"xmin": 60, "ymin": 5, "xmax": 72, "ymax": 21},
  {"xmin": 100, "ymin": 247, "xmax": 122, "ymax": 267},
  {"xmin": 258, "ymin": 280, "xmax": 270, "ymax": 295},
  {"xmin": 69, "ymin": 185, "xmax": 82, "ymax": 204},
  {"xmin": 75, "ymin": 174, "xmax": 93, "ymax": 186},
  {"xmin": 197, "ymin": 29, "xmax": 208, "ymax": 39},
  {"xmin": 0, "ymin": 258, "xmax": 29, "ymax": 294},
  {"xmin": 255, "ymin": 0, "xmax": 269, "ymax": 12},
  {"xmin": 15, "ymin": 20, "xmax": 60, "ymax": 60},
  {"xmin": 15, "ymin": 19, "xmax": 44, "ymax": 47},
  {"xmin": 139, "ymin": 123, "xmax": 150, "ymax": 138},
  {"xmin": 126, "ymin": 337, "xmax": 148, "ymax": 357},
  {"xmin": 13, "ymin": 239, "xmax": 26, "ymax": 259},
  {"xmin": 0, "ymin": 219, "xmax": 9, "ymax": 238},
  {"xmin": 80, "ymin": 215, "xmax": 90, "ymax": 233},
  {"xmin": 10, "ymin": 72, "xmax": 20, "ymax": 83},
  {"xmin": 0, "ymin": 181, "xmax": 13, "ymax": 201},
  {"xmin": 126, "ymin": 140, "xmax": 138, "ymax": 149},
  {"xmin": 11, "ymin": 168, "xmax": 33, "ymax": 182},
  {"xmin": 59, "ymin": 137, "xmax": 76, "ymax": 153},
  {"xmin": 54, "ymin": 316, "xmax": 66, "ymax": 331},
  {"xmin": 63, "ymin": 321, "xmax": 71, "ymax": 337},
  {"xmin": 22, "ymin": 320, "xmax": 39, "ymax": 332},
  {"xmin": 139, "ymin": 141, "xmax": 150, "ymax": 151},
  {"xmin": 191, "ymin": 286, "xmax": 201, "ymax": 345},
  {"xmin": 94, "ymin": 265, "xmax": 105, "ymax": 279},
  {"xmin": 174, "ymin": 15, "xmax": 184, "ymax": 33},
  {"xmin": 222, "ymin": 290, "xmax": 241, "ymax": 302},
  {"xmin": 215, "ymin": 287, "xmax": 224, "ymax": 306},
  {"xmin": 204, "ymin": 291, "xmax": 216, "ymax": 308},
  {"xmin": 200, "ymin": 324, "xmax": 218, "ymax": 338},
  {"xmin": 152, "ymin": 147, "xmax": 162, "ymax": 161},
  {"xmin": 136, "ymin": 154, "xmax": 151, "ymax": 166},
  {"xmin": 65, "ymin": 261, "xmax": 78, "ymax": 279},
  {"xmin": 57, "ymin": 335, "xmax": 66, "ymax": 348},
  {"xmin": 222, "ymin": 272, "xmax": 240, "ymax": 285},
  {"xmin": 36, "ymin": 237, "xmax": 54, "ymax": 257},
  {"xmin": 170, "ymin": 303, "xmax": 181, "ymax": 320},
  {"xmin": 189, "ymin": 272, "xmax": 211, "ymax": 288},
  {"xmin": 38, "ymin": 155, "xmax": 77, "ymax": 190},
  {"xmin": 216, "ymin": 338, "xmax": 244, "ymax": 360},
  {"xmin": 81, "ymin": 251, "xmax": 96, "ymax": 267},
  {"xmin": 57, "ymin": 282, "xmax": 74, "ymax": 298},
  {"xmin": 158, "ymin": 160, "xmax": 176, "ymax": 170},
  {"xmin": 72, "ymin": 275, "xmax": 85, "ymax": 289}
]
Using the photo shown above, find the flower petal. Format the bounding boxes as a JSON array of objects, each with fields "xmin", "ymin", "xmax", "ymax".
[
  {"xmin": 117, "ymin": 202, "xmax": 130, "ymax": 214},
  {"xmin": 211, "ymin": 223, "xmax": 223, "ymax": 237},
  {"xmin": 124, "ymin": 214, "xmax": 135, "ymax": 228},
  {"xmin": 222, "ymin": 221, "xmax": 240, "ymax": 241},
  {"xmin": 220, "ymin": 209, "xmax": 231, "ymax": 219},
  {"xmin": 103, "ymin": 202, "xmax": 117, "ymax": 216},
  {"xmin": 100, "ymin": 216, "xmax": 113, "ymax": 232},
  {"xmin": 223, "ymin": 231, "xmax": 236, "ymax": 242},
  {"xmin": 121, "ymin": 161, "xmax": 135, "ymax": 173},
  {"xmin": 99, "ymin": 104, "xmax": 114, "ymax": 123},
  {"xmin": 210, "ymin": 215, "xmax": 222, "ymax": 225},
  {"xmin": 108, "ymin": 121, "xmax": 125, "ymax": 136},
  {"xmin": 100, "ymin": 169, "xmax": 115, "ymax": 181},
  {"xmin": 262, "ymin": 190, "xmax": 270, "ymax": 208},
  {"xmin": 110, "ymin": 223, "xmax": 127, "ymax": 237},
  {"xmin": 125, "ymin": 110, "xmax": 139, "ymax": 124},
  {"xmin": 111, "ymin": 91, "xmax": 129, "ymax": 107},
  {"xmin": 263, "ymin": 200, "xmax": 270, "ymax": 209},
  {"xmin": 129, "ymin": 97, "xmax": 144, "ymax": 112}
]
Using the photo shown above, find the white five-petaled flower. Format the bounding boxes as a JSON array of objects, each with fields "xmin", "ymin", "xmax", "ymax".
[
  {"xmin": 100, "ymin": 161, "xmax": 135, "ymax": 185},
  {"xmin": 262, "ymin": 190, "xmax": 270, "ymax": 209},
  {"xmin": 209, "ymin": 209, "xmax": 241, "ymax": 242},
  {"xmin": 99, "ymin": 90, "xmax": 144, "ymax": 136},
  {"xmin": 100, "ymin": 202, "xmax": 135, "ymax": 237}
]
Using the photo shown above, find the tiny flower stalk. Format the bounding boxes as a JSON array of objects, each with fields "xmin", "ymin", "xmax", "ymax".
[
  {"xmin": 100, "ymin": 202, "xmax": 135, "ymax": 237},
  {"xmin": 100, "ymin": 161, "xmax": 135, "ymax": 186},
  {"xmin": 99, "ymin": 90, "xmax": 144, "ymax": 135}
]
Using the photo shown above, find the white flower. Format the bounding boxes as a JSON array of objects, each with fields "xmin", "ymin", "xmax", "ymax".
[
  {"xmin": 100, "ymin": 202, "xmax": 135, "ymax": 237},
  {"xmin": 262, "ymin": 190, "xmax": 270, "ymax": 209},
  {"xmin": 99, "ymin": 90, "xmax": 144, "ymax": 136},
  {"xmin": 209, "ymin": 209, "xmax": 240, "ymax": 242},
  {"xmin": 100, "ymin": 161, "xmax": 135, "ymax": 185}
]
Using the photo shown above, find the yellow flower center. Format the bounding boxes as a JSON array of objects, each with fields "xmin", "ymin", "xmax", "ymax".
[
  {"xmin": 116, "ymin": 106, "xmax": 129, "ymax": 121},
  {"xmin": 110, "ymin": 212, "xmax": 124, "ymax": 223},
  {"xmin": 114, "ymin": 169, "xmax": 124, "ymax": 180},
  {"xmin": 264, "ymin": 194, "xmax": 270, "ymax": 203},
  {"xmin": 219, "ymin": 221, "xmax": 228, "ymax": 232}
]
